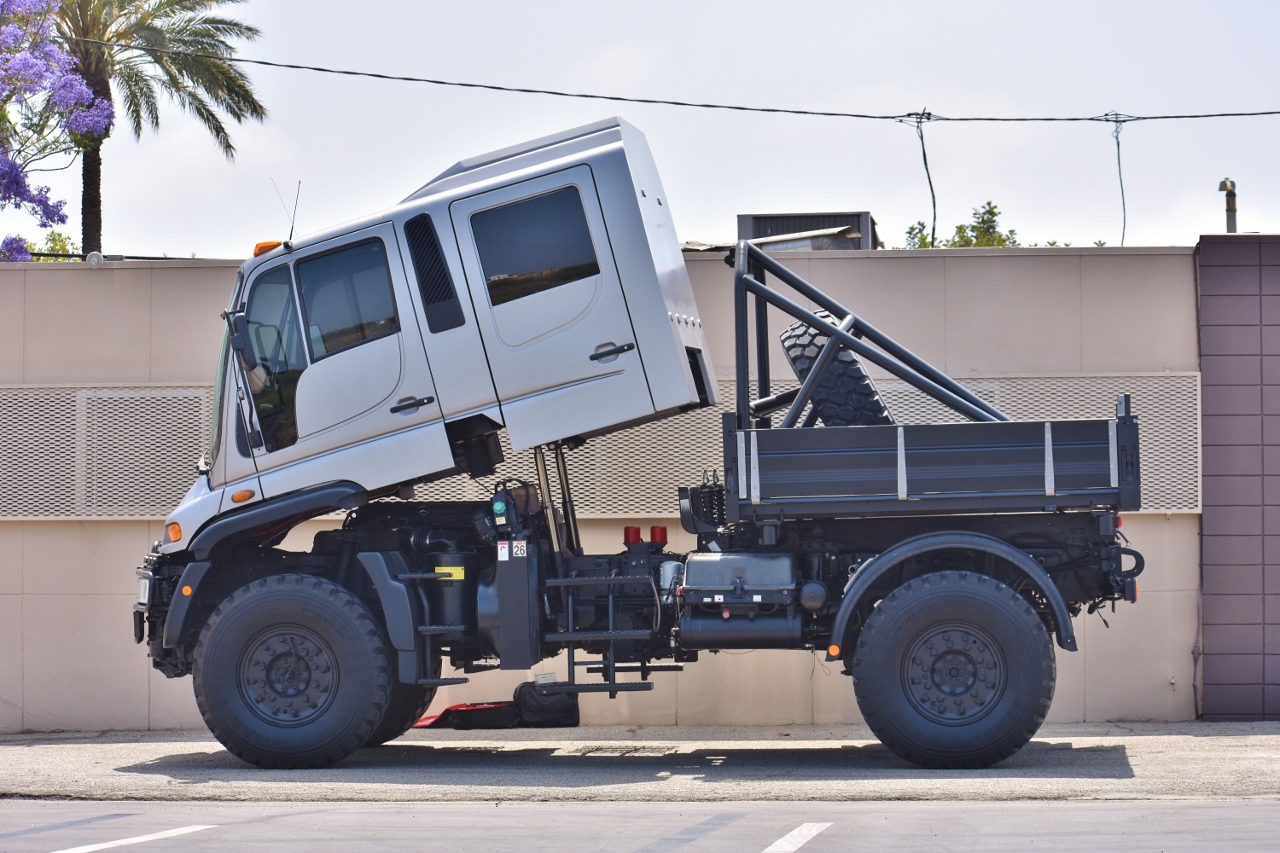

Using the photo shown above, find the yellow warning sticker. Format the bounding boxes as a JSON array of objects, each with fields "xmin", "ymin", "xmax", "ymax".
[{"xmin": 438, "ymin": 565, "xmax": 465, "ymax": 581}]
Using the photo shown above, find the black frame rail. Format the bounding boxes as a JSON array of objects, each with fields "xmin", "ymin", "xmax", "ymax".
[{"xmin": 730, "ymin": 240, "xmax": 1009, "ymax": 430}]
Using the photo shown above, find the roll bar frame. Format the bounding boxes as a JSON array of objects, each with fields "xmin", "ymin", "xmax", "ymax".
[{"xmin": 729, "ymin": 240, "xmax": 1009, "ymax": 430}]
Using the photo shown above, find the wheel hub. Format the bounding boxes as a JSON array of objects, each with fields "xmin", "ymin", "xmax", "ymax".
[
  {"xmin": 901, "ymin": 623, "xmax": 1005, "ymax": 726},
  {"xmin": 239, "ymin": 626, "xmax": 338, "ymax": 726}
]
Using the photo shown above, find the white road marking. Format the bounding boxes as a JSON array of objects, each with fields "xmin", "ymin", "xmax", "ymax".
[
  {"xmin": 49, "ymin": 824, "xmax": 217, "ymax": 853},
  {"xmin": 762, "ymin": 822, "xmax": 834, "ymax": 853}
]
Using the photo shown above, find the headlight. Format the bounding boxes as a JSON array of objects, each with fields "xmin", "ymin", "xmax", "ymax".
[{"xmin": 136, "ymin": 572, "xmax": 152, "ymax": 607}]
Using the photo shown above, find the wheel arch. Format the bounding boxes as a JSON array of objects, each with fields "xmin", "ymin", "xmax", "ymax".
[
  {"xmin": 824, "ymin": 531, "xmax": 1077, "ymax": 662},
  {"xmin": 161, "ymin": 481, "xmax": 370, "ymax": 653}
]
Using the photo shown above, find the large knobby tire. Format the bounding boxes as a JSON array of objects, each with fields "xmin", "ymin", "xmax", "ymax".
[
  {"xmin": 193, "ymin": 574, "xmax": 391, "ymax": 768},
  {"xmin": 780, "ymin": 310, "xmax": 894, "ymax": 427},
  {"xmin": 364, "ymin": 671, "xmax": 438, "ymax": 747},
  {"xmin": 851, "ymin": 571, "xmax": 1055, "ymax": 768}
]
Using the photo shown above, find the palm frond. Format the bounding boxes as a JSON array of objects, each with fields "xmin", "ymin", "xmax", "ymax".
[
  {"xmin": 58, "ymin": 0, "xmax": 267, "ymax": 155},
  {"xmin": 113, "ymin": 58, "xmax": 161, "ymax": 136},
  {"xmin": 174, "ymin": 86, "xmax": 233, "ymax": 155}
]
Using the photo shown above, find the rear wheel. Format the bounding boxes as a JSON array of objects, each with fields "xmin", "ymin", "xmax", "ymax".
[
  {"xmin": 851, "ymin": 570, "xmax": 1055, "ymax": 768},
  {"xmin": 193, "ymin": 574, "xmax": 391, "ymax": 768}
]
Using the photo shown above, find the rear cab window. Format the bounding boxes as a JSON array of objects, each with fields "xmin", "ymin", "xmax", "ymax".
[{"xmin": 470, "ymin": 186, "xmax": 601, "ymax": 307}]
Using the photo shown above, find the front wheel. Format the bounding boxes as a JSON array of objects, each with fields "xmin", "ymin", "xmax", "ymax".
[
  {"xmin": 193, "ymin": 574, "xmax": 391, "ymax": 768},
  {"xmin": 851, "ymin": 571, "xmax": 1055, "ymax": 768},
  {"xmin": 363, "ymin": 667, "xmax": 439, "ymax": 747}
]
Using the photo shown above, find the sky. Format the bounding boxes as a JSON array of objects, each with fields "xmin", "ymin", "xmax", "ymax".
[{"xmin": 5, "ymin": 0, "xmax": 1280, "ymax": 257}]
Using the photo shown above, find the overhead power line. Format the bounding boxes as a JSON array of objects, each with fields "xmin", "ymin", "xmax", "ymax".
[
  {"xmin": 63, "ymin": 36, "xmax": 1280, "ymax": 246},
  {"xmin": 904, "ymin": 111, "xmax": 938, "ymax": 247},
  {"xmin": 1111, "ymin": 118, "xmax": 1128, "ymax": 247},
  {"xmin": 60, "ymin": 37, "xmax": 1280, "ymax": 126}
]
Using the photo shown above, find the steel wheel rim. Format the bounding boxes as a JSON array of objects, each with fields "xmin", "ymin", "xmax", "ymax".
[
  {"xmin": 901, "ymin": 621, "xmax": 1006, "ymax": 726},
  {"xmin": 238, "ymin": 625, "xmax": 339, "ymax": 727}
]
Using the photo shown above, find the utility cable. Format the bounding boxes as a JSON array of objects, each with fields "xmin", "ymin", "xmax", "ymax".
[
  {"xmin": 58, "ymin": 37, "xmax": 1280, "ymax": 126},
  {"xmin": 905, "ymin": 110, "xmax": 938, "ymax": 247},
  {"xmin": 62, "ymin": 36, "xmax": 1280, "ymax": 246},
  {"xmin": 1107, "ymin": 113, "xmax": 1128, "ymax": 247}
]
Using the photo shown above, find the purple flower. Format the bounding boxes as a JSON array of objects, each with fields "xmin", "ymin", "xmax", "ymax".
[
  {"xmin": 0, "ymin": 0, "xmax": 113, "ymax": 259},
  {"xmin": 0, "ymin": 151, "xmax": 68, "ymax": 228},
  {"xmin": 63, "ymin": 97, "xmax": 113, "ymax": 136},
  {"xmin": 0, "ymin": 234, "xmax": 31, "ymax": 262}
]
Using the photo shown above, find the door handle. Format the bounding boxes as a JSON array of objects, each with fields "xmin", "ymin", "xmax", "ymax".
[
  {"xmin": 589, "ymin": 342, "xmax": 636, "ymax": 362},
  {"xmin": 390, "ymin": 395, "xmax": 435, "ymax": 414}
]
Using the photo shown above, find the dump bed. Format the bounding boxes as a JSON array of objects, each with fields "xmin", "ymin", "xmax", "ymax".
[
  {"xmin": 721, "ymin": 240, "xmax": 1142, "ymax": 524},
  {"xmin": 726, "ymin": 414, "xmax": 1141, "ymax": 521}
]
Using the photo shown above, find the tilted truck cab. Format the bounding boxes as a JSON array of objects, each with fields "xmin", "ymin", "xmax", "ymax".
[{"xmin": 135, "ymin": 117, "xmax": 1143, "ymax": 770}]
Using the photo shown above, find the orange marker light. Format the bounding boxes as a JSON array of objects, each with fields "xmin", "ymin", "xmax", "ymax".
[
  {"xmin": 165, "ymin": 522, "xmax": 182, "ymax": 543},
  {"xmin": 253, "ymin": 240, "xmax": 282, "ymax": 257},
  {"xmin": 827, "ymin": 644, "xmax": 841, "ymax": 657},
  {"xmin": 231, "ymin": 489, "xmax": 255, "ymax": 503},
  {"xmin": 182, "ymin": 585, "xmax": 193, "ymax": 596}
]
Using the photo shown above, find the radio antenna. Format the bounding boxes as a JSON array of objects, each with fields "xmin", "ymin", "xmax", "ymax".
[
  {"xmin": 289, "ymin": 181, "xmax": 301, "ymax": 241},
  {"xmin": 271, "ymin": 178, "xmax": 302, "ymax": 240}
]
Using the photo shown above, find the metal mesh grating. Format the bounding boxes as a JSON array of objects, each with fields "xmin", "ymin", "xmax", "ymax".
[
  {"xmin": 875, "ymin": 374, "xmax": 1200, "ymax": 512},
  {"xmin": 0, "ymin": 375, "xmax": 1197, "ymax": 519},
  {"xmin": 0, "ymin": 385, "xmax": 211, "ymax": 519},
  {"xmin": 416, "ymin": 373, "xmax": 1200, "ymax": 516}
]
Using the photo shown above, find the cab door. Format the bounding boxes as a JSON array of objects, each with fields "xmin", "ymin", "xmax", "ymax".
[
  {"xmin": 450, "ymin": 166, "xmax": 655, "ymax": 450},
  {"xmin": 236, "ymin": 223, "xmax": 447, "ymax": 497}
]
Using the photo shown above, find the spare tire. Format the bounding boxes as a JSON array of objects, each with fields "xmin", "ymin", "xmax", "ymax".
[{"xmin": 779, "ymin": 311, "xmax": 894, "ymax": 426}]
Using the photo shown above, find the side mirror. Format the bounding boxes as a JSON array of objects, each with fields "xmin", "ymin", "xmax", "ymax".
[{"xmin": 227, "ymin": 313, "xmax": 259, "ymax": 372}]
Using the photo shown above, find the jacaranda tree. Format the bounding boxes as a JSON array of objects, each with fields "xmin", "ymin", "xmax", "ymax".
[
  {"xmin": 57, "ymin": 0, "xmax": 266, "ymax": 255},
  {"xmin": 0, "ymin": 0, "xmax": 112, "ymax": 260}
]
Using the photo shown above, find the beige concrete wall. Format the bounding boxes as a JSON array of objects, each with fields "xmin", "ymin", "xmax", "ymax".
[
  {"xmin": 0, "ymin": 260, "xmax": 237, "ymax": 733},
  {"xmin": 685, "ymin": 246, "xmax": 1199, "ymax": 378},
  {"xmin": 0, "ymin": 249, "xmax": 1201, "ymax": 732}
]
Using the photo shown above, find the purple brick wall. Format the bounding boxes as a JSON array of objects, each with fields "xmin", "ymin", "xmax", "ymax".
[{"xmin": 1199, "ymin": 235, "xmax": 1280, "ymax": 720}]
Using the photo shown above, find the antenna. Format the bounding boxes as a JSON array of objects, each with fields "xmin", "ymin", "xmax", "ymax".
[
  {"xmin": 270, "ymin": 178, "xmax": 302, "ymax": 240},
  {"xmin": 289, "ymin": 181, "xmax": 301, "ymax": 241}
]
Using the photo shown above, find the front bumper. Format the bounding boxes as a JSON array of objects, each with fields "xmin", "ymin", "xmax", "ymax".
[{"xmin": 133, "ymin": 565, "xmax": 153, "ymax": 643}]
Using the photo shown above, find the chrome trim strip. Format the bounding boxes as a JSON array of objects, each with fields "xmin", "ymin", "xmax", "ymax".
[
  {"xmin": 1109, "ymin": 419, "xmax": 1119, "ymax": 488},
  {"xmin": 1044, "ymin": 421, "xmax": 1056, "ymax": 497},
  {"xmin": 897, "ymin": 426, "xmax": 908, "ymax": 500},
  {"xmin": 737, "ymin": 432, "xmax": 748, "ymax": 500},
  {"xmin": 749, "ymin": 432, "xmax": 761, "ymax": 505}
]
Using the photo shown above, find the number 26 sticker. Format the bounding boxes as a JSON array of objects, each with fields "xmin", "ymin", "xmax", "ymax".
[{"xmin": 512, "ymin": 540, "xmax": 527, "ymax": 557}]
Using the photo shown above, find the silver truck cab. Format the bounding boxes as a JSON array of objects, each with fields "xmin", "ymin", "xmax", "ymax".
[{"xmin": 163, "ymin": 117, "xmax": 715, "ymax": 554}]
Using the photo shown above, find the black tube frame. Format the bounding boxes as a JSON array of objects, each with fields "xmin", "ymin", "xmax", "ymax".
[{"xmin": 731, "ymin": 241, "xmax": 1009, "ymax": 430}]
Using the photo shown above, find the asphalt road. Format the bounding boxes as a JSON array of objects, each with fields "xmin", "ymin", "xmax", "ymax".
[
  {"xmin": 2, "ymin": 722, "xmax": 1280, "ymax": 803},
  {"xmin": 3, "ymin": 800, "xmax": 1280, "ymax": 852},
  {"xmin": 3, "ymin": 723, "xmax": 1280, "ymax": 851}
]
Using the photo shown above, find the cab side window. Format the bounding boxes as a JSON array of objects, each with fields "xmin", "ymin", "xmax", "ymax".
[
  {"xmin": 470, "ymin": 186, "xmax": 601, "ymax": 307},
  {"xmin": 295, "ymin": 239, "xmax": 399, "ymax": 360},
  {"xmin": 243, "ymin": 265, "xmax": 308, "ymax": 453}
]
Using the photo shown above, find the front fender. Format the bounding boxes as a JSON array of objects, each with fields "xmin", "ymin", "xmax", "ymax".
[{"xmin": 824, "ymin": 531, "xmax": 1077, "ymax": 661}]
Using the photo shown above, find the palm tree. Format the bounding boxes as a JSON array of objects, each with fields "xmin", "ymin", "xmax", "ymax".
[{"xmin": 57, "ymin": 1, "xmax": 267, "ymax": 253}]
